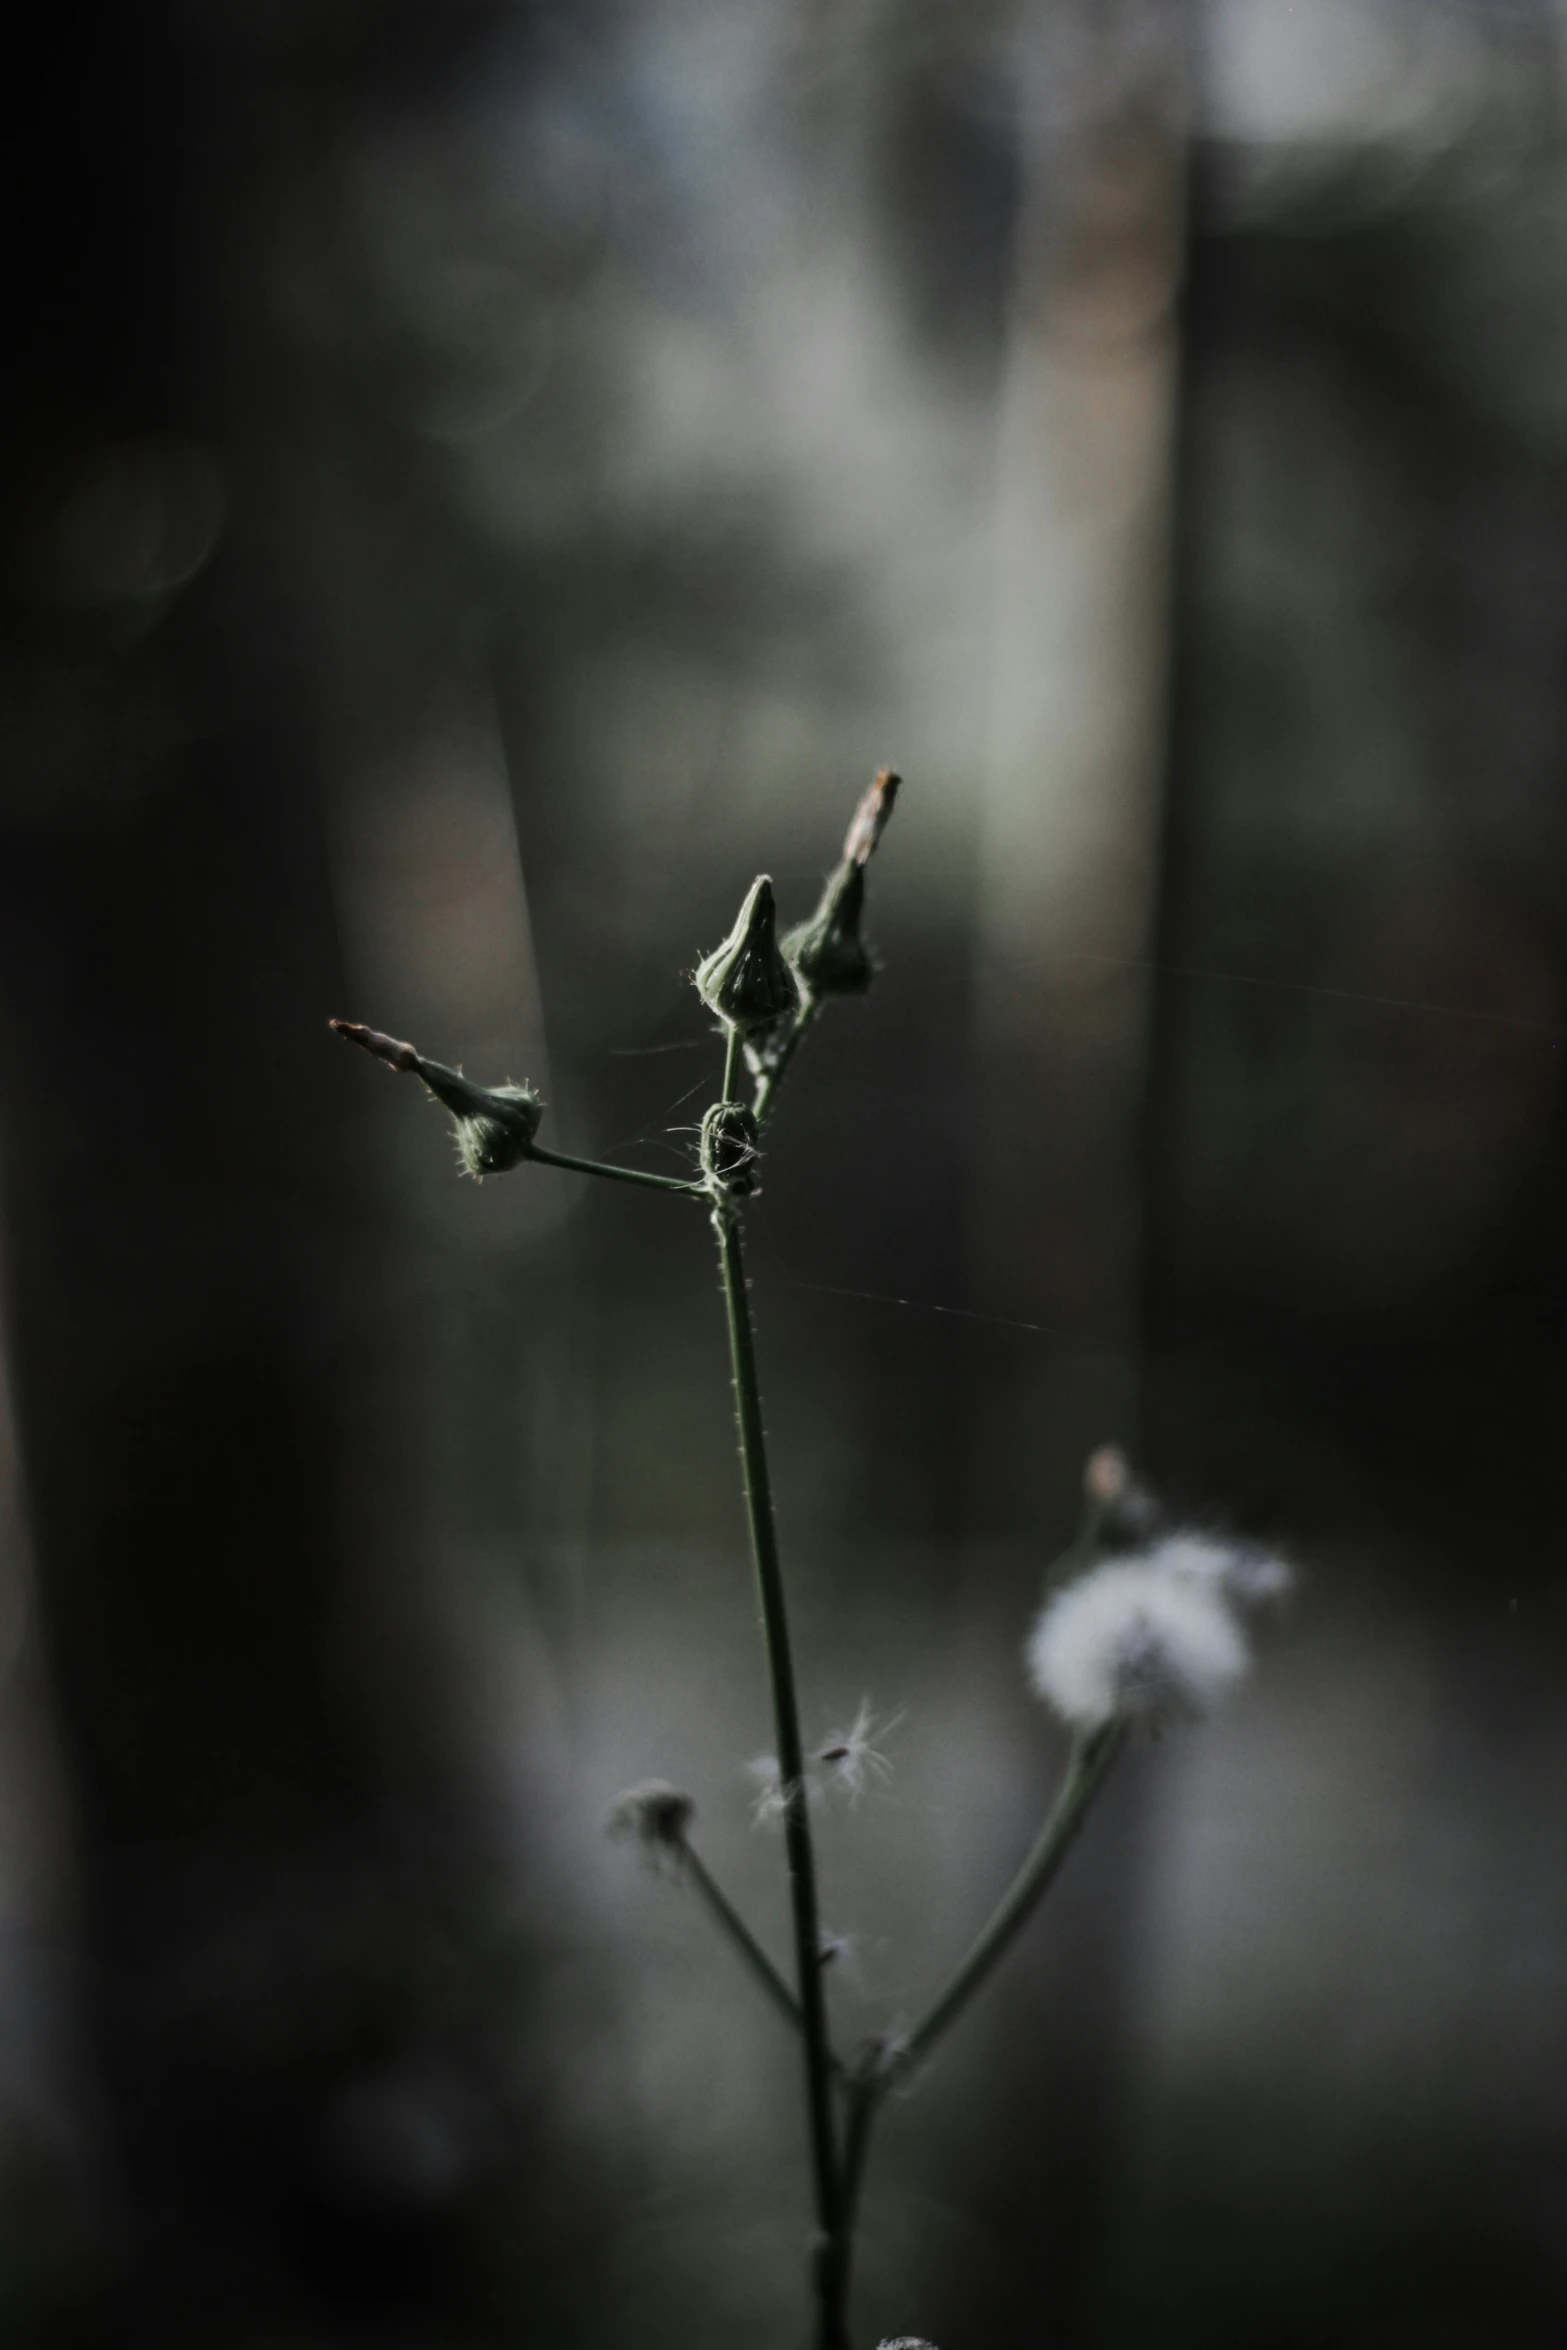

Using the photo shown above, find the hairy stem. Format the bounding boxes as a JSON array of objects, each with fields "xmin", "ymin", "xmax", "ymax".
[
  {"xmin": 752, "ymin": 999, "xmax": 819, "ymax": 1131},
  {"xmin": 525, "ymin": 1141, "xmax": 705, "ymax": 1197},
  {"xmin": 894, "ymin": 1724, "xmax": 1124, "ymax": 2076},
  {"xmin": 714, "ymin": 1202, "xmax": 845, "ymax": 2349}
]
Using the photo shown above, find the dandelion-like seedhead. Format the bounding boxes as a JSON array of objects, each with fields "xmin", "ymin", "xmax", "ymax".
[
  {"xmin": 1148, "ymin": 1530, "xmax": 1293, "ymax": 1608},
  {"xmin": 606, "ymin": 1779, "xmax": 695, "ymax": 1865},
  {"xmin": 1026, "ymin": 1558, "xmax": 1250, "ymax": 1730},
  {"xmin": 815, "ymin": 1700, "xmax": 901, "ymax": 1803}
]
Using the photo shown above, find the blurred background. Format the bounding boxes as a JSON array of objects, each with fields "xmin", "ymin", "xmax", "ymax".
[{"xmin": 4, "ymin": 0, "xmax": 1567, "ymax": 2344}]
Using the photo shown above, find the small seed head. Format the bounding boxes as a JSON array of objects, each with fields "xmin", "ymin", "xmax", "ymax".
[{"xmin": 606, "ymin": 1779, "xmax": 695, "ymax": 1861}]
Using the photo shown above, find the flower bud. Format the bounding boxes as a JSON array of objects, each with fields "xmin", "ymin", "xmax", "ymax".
[
  {"xmin": 693, "ymin": 876, "xmax": 800, "ymax": 1037},
  {"xmin": 330, "ymin": 1020, "xmax": 542, "ymax": 1179},
  {"xmin": 782, "ymin": 768, "xmax": 900, "ymax": 1002},
  {"xmin": 784, "ymin": 863, "xmax": 874, "ymax": 998},
  {"xmin": 699, "ymin": 1099, "xmax": 759, "ymax": 1195}
]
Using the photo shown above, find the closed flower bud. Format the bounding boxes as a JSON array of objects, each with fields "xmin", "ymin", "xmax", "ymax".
[
  {"xmin": 699, "ymin": 1099, "xmax": 760, "ymax": 1195},
  {"xmin": 783, "ymin": 769, "xmax": 900, "ymax": 1003},
  {"xmin": 693, "ymin": 876, "xmax": 800, "ymax": 1037},
  {"xmin": 330, "ymin": 1020, "xmax": 542, "ymax": 1178},
  {"xmin": 784, "ymin": 863, "xmax": 874, "ymax": 998}
]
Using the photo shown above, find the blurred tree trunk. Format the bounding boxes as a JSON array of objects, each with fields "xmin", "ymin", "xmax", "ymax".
[
  {"xmin": 950, "ymin": 11, "xmax": 1188, "ymax": 2342},
  {"xmin": 0, "ymin": 5, "xmax": 596, "ymax": 2343}
]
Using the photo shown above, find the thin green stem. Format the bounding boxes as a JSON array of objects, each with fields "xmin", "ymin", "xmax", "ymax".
[
  {"xmin": 896, "ymin": 1724, "xmax": 1125, "ymax": 2075},
  {"xmin": 713, "ymin": 1201, "xmax": 845, "ymax": 2349},
  {"xmin": 721, "ymin": 1022, "xmax": 742, "ymax": 1104},
  {"xmin": 840, "ymin": 2070, "xmax": 878, "ymax": 2232},
  {"xmin": 752, "ymin": 998, "xmax": 819, "ymax": 1131},
  {"xmin": 681, "ymin": 1843, "xmax": 809, "ymax": 2043},
  {"xmin": 525, "ymin": 1141, "xmax": 705, "ymax": 1197}
]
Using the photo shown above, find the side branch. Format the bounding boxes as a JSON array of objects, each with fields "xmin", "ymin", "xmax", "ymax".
[
  {"xmin": 330, "ymin": 1019, "xmax": 703, "ymax": 1197},
  {"xmin": 526, "ymin": 1141, "xmax": 705, "ymax": 1197},
  {"xmin": 895, "ymin": 1724, "xmax": 1125, "ymax": 2076},
  {"xmin": 682, "ymin": 1843, "xmax": 811, "ymax": 2045}
]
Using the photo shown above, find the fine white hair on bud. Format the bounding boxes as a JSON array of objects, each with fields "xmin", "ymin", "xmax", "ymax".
[
  {"xmin": 605, "ymin": 1779, "xmax": 695, "ymax": 1866},
  {"xmin": 1145, "ymin": 1531, "xmax": 1293, "ymax": 1608},
  {"xmin": 1026, "ymin": 1560, "xmax": 1250, "ymax": 1731},
  {"xmin": 877, "ymin": 2337, "xmax": 939, "ymax": 2347}
]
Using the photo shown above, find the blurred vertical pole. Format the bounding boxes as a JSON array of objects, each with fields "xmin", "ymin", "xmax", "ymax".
[{"xmin": 969, "ymin": 3, "xmax": 1185, "ymax": 1529}]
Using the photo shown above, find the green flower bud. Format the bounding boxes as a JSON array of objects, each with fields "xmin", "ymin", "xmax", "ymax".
[
  {"xmin": 693, "ymin": 876, "xmax": 800, "ymax": 1037},
  {"xmin": 782, "ymin": 768, "xmax": 900, "ymax": 1003},
  {"xmin": 330, "ymin": 1020, "xmax": 542, "ymax": 1179},
  {"xmin": 783, "ymin": 862, "xmax": 873, "ymax": 998},
  {"xmin": 699, "ymin": 1099, "xmax": 760, "ymax": 1196}
]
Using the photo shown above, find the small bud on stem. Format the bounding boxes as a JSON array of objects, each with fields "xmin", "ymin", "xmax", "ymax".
[
  {"xmin": 783, "ymin": 770, "xmax": 902, "ymax": 1005},
  {"xmin": 331, "ymin": 1018, "xmax": 541, "ymax": 1177},
  {"xmin": 694, "ymin": 876, "xmax": 801, "ymax": 1038}
]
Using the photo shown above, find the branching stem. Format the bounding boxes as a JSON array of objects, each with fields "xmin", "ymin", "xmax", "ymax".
[
  {"xmin": 752, "ymin": 999, "xmax": 819, "ymax": 1131},
  {"xmin": 681, "ymin": 1842, "xmax": 812, "ymax": 2048},
  {"xmin": 525, "ymin": 1141, "xmax": 705, "ymax": 1197}
]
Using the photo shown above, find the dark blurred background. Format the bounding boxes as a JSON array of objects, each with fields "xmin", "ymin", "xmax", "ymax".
[{"xmin": 4, "ymin": 1, "xmax": 1567, "ymax": 2345}]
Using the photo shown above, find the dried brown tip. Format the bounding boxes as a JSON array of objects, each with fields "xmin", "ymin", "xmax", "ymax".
[
  {"xmin": 843, "ymin": 768, "xmax": 901, "ymax": 869},
  {"xmin": 329, "ymin": 1019, "xmax": 420, "ymax": 1074}
]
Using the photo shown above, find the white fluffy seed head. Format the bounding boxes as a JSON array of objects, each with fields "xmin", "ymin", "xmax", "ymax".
[
  {"xmin": 1026, "ymin": 1560, "xmax": 1250, "ymax": 1731},
  {"xmin": 1145, "ymin": 1531, "xmax": 1293, "ymax": 1608}
]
